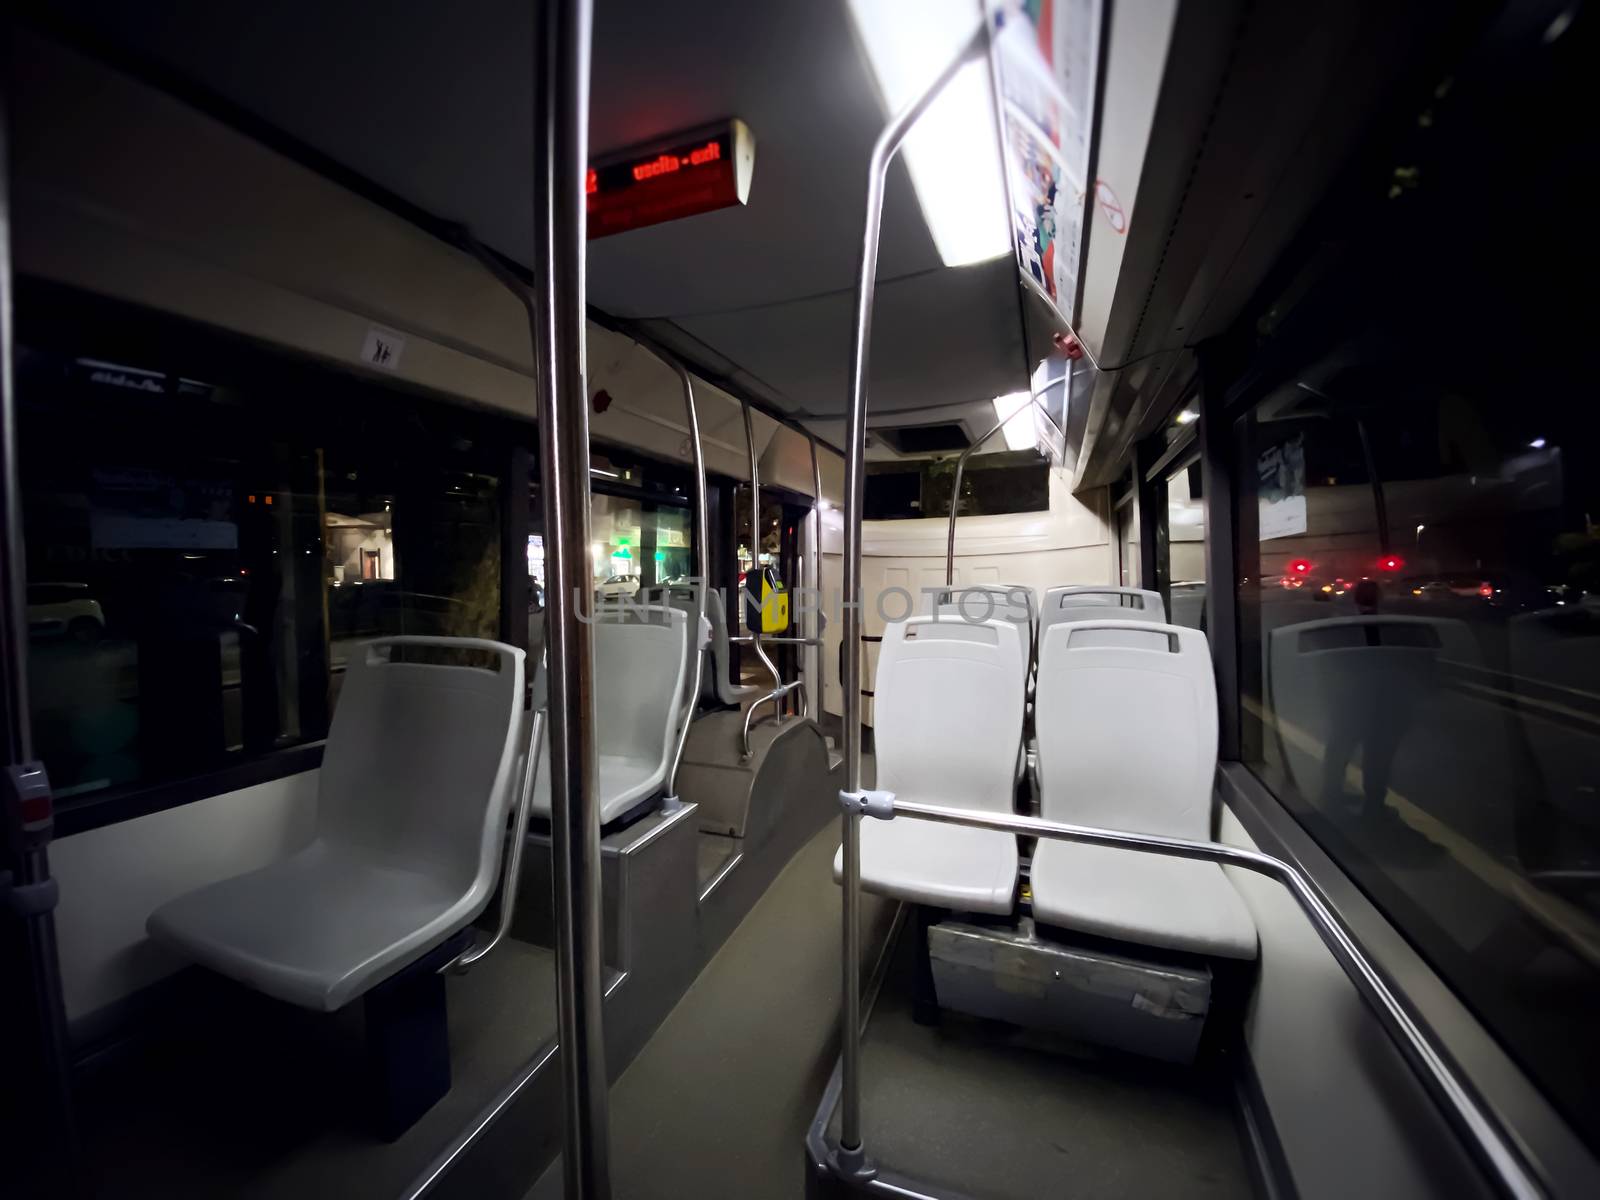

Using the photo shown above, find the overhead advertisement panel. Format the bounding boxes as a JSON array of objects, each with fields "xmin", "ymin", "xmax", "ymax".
[{"xmin": 989, "ymin": 0, "xmax": 1105, "ymax": 328}]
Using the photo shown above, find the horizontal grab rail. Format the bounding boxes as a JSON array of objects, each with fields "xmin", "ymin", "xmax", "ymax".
[
  {"xmin": 857, "ymin": 798, "xmax": 1543, "ymax": 1200},
  {"xmin": 731, "ymin": 635, "xmax": 821, "ymax": 646},
  {"xmin": 740, "ymin": 680, "xmax": 808, "ymax": 758}
]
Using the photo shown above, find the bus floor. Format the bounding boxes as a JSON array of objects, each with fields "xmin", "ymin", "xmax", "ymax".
[
  {"xmin": 824, "ymin": 929, "xmax": 1252, "ymax": 1199},
  {"xmin": 530, "ymin": 817, "xmax": 897, "ymax": 1200}
]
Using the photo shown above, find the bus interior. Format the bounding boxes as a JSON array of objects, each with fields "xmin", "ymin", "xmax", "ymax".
[{"xmin": 2, "ymin": 2, "xmax": 1597, "ymax": 1198}]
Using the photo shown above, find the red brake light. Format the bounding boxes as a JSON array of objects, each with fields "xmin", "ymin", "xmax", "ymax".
[
  {"xmin": 1378, "ymin": 555, "xmax": 1405, "ymax": 572},
  {"xmin": 1288, "ymin": 559, "xmax": 1312, "ymax": 575},
  {"xmin": 1478, "ymin": 583, "xmax": 1493, "ymax": 597}
]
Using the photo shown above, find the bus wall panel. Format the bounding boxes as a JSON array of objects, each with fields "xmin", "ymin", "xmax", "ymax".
[
  {"xmin": 1219, "ymin": 807, "xmax": 1494, "ymax": 1200},
  {"xmin": 50, "ymin": 771, "xmax": 320, "ymax": 1029},
  {"xmin": 817, "ymin": 478, "xmax": 1113, "ymax": 720},
  {"xmin": 12, "ymin": 30, "xmax": 857, "ymax": 494}
]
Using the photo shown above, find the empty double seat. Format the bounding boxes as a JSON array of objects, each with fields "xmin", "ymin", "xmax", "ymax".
[{"xmin": 842, "ymin": 586, "xmax": 1256, "ymax": 964}]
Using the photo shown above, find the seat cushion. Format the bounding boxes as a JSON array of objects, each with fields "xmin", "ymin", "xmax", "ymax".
[
  {"xmin": 1030, "ymin": 840, "xmax": 1257, "ymax": 959},
  {"xmin": 834, "ymin": 818, "xmax": 1018, "ymax": 915},
  {"xmin": 596, "ymin": 754, "xmax": 664, "ymax": 820},
  {"xmin": 531, "ymin": 752, "xmax": 665, "ymax": 824},
  {"xmin": 146, "ymin": 841, "xmax": 471, "ymax": 1012}
]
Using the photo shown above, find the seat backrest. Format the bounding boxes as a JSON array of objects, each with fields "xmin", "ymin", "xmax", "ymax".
[
  {"xmin": 699, "ymin": 590, "xmax": 746, "ymax": 704},
  {"xmin": 635, "ymin": 587, "xmax": 705, "ymax": 711},
  {"xmin": 1041, "ymin": 586, "xmax": 1166, "ymax": 640},
  {"xmin": 1034, "ymin": 620, "xmax": 1216, "ymax": 840},
  {"xmin": 929, "ymin": 583, "xmax": 1035, "ymax": 622},
  {"xmin": 929, "ymin": 585, "xmax": 1035, "ymax": 679},
  {"xmin": 874, "ymin": 617, "xmax": 1025, "ymax": 814},
  {"xmin": 318, "ymin": 637, "xmax": 524, "ymax": 897},
  {"xmin": 593, "ymin": 605, "xmax": 689, "ymax": 764}
]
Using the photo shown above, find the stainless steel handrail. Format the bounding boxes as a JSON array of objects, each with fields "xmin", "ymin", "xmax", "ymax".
[
  {"xmin": 847, "ymin": 800, "xmax": 1545, "ymax": 1200},
  {"xmin": 836, "ymin": 21, "xmax": 990, "ymax": 1165},
  {"xmin": 740, "ymin": 400, "xmax": 783, "ymax": 697},
  {"xmin": 832, "ymin": 13, "xmax": 1543, "ymax": 1199},
  {"xmin": 740, "ymin": 679, "xmax": 807, "ymax": 759},
  {"xmin": 640, "ymin": 349, "xmax": 709, "ymax": 803},
  {"xmin": 943, "ymin": 386, "xmax": 1059, "ymax": 587},
  {"xmin": 731, "ymin": 635, "xmax": 821, "ymax": 647},
  {"xmin": 809, "ymin": 435, "xmax": 826, "ymax": 722},
  {"xmin": 446, "ymin": 703, "xmax": 545, "ymax": 972},
  {"xmin": 530, "ymin": 0, "xmax": 608, "ymax": 1193}
]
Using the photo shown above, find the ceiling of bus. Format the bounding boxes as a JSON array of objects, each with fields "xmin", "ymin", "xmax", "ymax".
[{"xmin": 48, "ymin": 0, "xmax": 1027, "ymax": 438}]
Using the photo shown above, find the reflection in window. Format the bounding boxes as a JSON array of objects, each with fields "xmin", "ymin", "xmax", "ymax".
[
  {"xmin": 1165, "ymin": 460, "xmax": 1205, "ymax": 629},
  {"xmin": 17, "ymin": 340, "xmax": 503, "ymax": 806},
  {"xmin": 866, "ymin": 451, "xmax": 1050, "ymax": 521},
  {"xmin": 1234, "ymin": 1, "xmax": 1599, "ymax": 1141}
]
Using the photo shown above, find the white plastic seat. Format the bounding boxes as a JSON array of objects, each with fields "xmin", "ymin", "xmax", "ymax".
[
  {"xmin": 530, "ymin": 606, "xmax": 689, "ymax": 825},
  {"xmin": 1030, "ymin": 620, "xmax": 1256, "ymax": 959},
  {"xmin": 1040, "ymin": 586, "xmax": 1166, "ymax": 640},
  {"xmin": 929, "ymin": 584, "xmax": 1035, "ymax": 681},
  {"xmin": 702, "ymin": 590, "xmax": 760, "ymax": 707},
  {"xmin": 147, "ymin": 637, "xmax": 526, "ymax": 1011},
  {"xmin": 834, "ymin": 617, "xmax": 1025, "ymax": 914}
]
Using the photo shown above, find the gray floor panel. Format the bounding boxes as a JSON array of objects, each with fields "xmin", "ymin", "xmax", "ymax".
[
  {"xmin": 532, "ymin": 821, "xmax": 895, "ymax": 1200},
  {"xmin": 828, "ymin": 932, "xmax": 1251, "ymax": 1199}
]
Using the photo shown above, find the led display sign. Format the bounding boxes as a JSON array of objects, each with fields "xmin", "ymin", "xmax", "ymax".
[{"xmin": 587, "ymin": 119, "xmax": 755, "ymax": 238}]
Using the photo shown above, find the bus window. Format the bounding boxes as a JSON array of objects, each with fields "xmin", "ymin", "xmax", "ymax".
[
  {"xmin": 14, "ymin": 326, "xmax": 507, "ymax": 817},
  {"xmin": 1164, "ymin": 458, "xmax": 1205, "ymax": 630}
]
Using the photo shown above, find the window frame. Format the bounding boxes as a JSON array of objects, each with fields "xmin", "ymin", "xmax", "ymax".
[{"xmin": 18, "ymin": 282, "xmax": 535, "ymax": 835}]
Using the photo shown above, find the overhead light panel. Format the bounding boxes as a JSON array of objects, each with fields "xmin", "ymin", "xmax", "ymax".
[
  {"xmin": 846, "ymin": 0, "xmax": 1009, "ymax": 267},
  {"xmin": 992, "ymin": 391, "xmax": 1038, "ymax": 452}
]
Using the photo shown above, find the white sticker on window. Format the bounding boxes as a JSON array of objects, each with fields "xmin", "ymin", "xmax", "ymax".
[{"xmin": 361, "ymin": 326, "xmax": 406, "ymax": 371}]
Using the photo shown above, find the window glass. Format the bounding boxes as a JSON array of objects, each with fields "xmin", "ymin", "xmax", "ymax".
[
  {"xmin": 1235, "ymin": 3, "xmax": 1598, "ymax": 1146},
  {"xmin": 17, "ymin": 342, "xmax": 503, "ymax": 807},
  {"xmin": 590, "ymin": 494, "xmax": 690, "ymax": 598},
  {"xmin": 1165, "ymin": 460, "xmax": 1205, "ymax": 629},
  {"xmin": 865, "ymin": 451, "xmax": 1050, "ymax": 521}
]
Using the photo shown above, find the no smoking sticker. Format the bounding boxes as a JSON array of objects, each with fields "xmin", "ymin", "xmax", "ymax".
[{"xmin": 1095, "ymin": 180, "xmax": 1127, "ymax": 235}]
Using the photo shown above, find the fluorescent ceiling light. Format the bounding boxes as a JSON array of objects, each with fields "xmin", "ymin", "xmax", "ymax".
[
  {"xmin": 847, "ymin": 0, "xmax": 1009, "ymax": 267},
  {"xmin": 992, "ymin": 391, "xmax": 1037, "ymax": 452}
]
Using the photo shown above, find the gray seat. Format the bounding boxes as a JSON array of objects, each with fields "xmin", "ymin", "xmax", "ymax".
[
  {"xmin": 638, "ymin": 585, "xmax": 713, "ymax": 714},
  {"xmin": 147, "ymin": 637, "xmax": 526, "ymax": 1012},
  {"xmin": 835, "ymin": 617, "xmax": 1025, "ymax": 914},
  {"xmin": 1029, "ymin": 620, "xmax": 1256, "ymax": 959},
  {"xmin": 703, "ymin": 592, "xmax": 760, "ymax": 707},
  {"xmin": 530, "ymin": 606, "xmax": 689, "ymax": 825}
]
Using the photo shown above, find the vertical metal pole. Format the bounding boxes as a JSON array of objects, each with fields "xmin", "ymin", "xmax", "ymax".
[
  {"xmin": 837, "ymin": 26, "xmax": 989, "ymax": 1168},
  {"xmin": 808, "ymin": 437, "xmax": 824, "ymax": 721},
  {"xmin": 740, "ymin": 401, "xmax": 781, "ymax": 695},
  {"xmin": 0, "ymin": 39, "xmax": 80, "ymax": 1195},
  {"xmin": 530, "ymin": 0, "xmax": 609, "ymax": 1195},
  {"xmin": 661, "ymin": 353, "xmax": 707, "ymax": 798}
]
